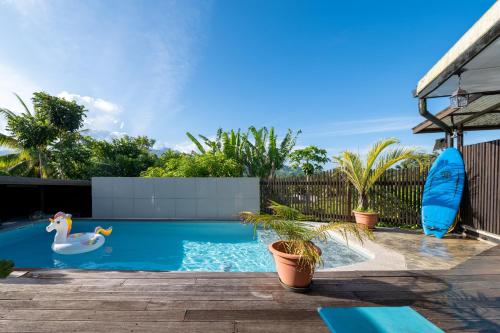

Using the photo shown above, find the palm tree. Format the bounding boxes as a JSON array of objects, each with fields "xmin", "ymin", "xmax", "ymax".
[
  {"xmin": 332, "ymin": 138, "xmax": 421, "ymax": 212},
  {"xmin": 0, "ymin": 94, "xmax": 52, "ymax": 178},
  {"xmin": 0, "ymin": 131, "xmax": 40, "ymax": 177},
  {"xmin": 244, "ymin": 126, "xmax": 300, "ymax": 178}
]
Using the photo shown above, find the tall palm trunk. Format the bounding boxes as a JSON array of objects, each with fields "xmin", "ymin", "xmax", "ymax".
[
  {"xmin": 358, "ymin": 193, "xmax": 369, "ymax": 211},
  {"xmin": 38, "ymin": 150, "xmax": 44, "ymax": 178}
]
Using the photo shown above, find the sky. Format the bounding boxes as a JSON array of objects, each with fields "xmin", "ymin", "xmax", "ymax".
[{"xmin": 0, "ymin": 0, "xmax": 499, "ymax": 157}]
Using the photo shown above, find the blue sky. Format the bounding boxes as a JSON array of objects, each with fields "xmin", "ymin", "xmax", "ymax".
[{"xmin": 0, "ymin": 0, "xmax": 498, "ymax": 156}]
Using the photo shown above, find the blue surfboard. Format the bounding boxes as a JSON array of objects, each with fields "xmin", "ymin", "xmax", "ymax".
[{"xmin": 422, "ymin": 148, "xmax": 465, "ymax": 238}]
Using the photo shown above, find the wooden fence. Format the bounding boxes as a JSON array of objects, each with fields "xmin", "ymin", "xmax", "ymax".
[
  {"xmin": 260, "ymin": 167, "xmax": 427, "ymax": 226},
  {"xmin": 461, "ymin": 139, "xmax": 500, "ymax": 236}
]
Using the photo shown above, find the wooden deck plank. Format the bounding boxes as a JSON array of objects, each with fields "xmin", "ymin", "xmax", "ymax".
[
  {"xmin": 0, "ymin": 320, "xmax": 234, "ymax": 333},
  {"xmin": 78, "ymin": 283, "xmax": 285, "ymax": 292},
  {"xmin": 1, "ymin": 245, "xmax": 498, "ymax": 332},
  {"xmin": 184, "ymin": 309, "xmax": 321, "ymax": 321},
  {"xmin": 0, "ymin": 299, "xmax": 149, "ymax": 310},
  {"xmin": 235, "ymin": 321, "xmax": 329, "ymax": 333},
  {"xmin": 30, "ymin": 291, "xmax": 274, "ymax": 301},
  {"xmin": 0, "ymin": 309, "xmax": 186, "ymax": 322}
]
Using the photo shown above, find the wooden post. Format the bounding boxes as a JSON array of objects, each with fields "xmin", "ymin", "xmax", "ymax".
[{"xmin": 457, "ymin": 127, "xmax": 464, "ymax": 151}]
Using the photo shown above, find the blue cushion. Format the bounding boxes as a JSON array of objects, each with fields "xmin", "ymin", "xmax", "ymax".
[{"xmin": 318, "ymin": 306, "xmax": 444, "ymax": 333}]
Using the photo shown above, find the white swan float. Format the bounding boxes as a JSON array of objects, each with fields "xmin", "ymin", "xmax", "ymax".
[{"xmin": 46, "ymin": 212, "xmax": 112, "ymax": 255}]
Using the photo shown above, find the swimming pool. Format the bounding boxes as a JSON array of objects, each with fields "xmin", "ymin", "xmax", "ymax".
[{"xmin": 0, "ymin": 220, "xmax": 368, "ymax": 271}]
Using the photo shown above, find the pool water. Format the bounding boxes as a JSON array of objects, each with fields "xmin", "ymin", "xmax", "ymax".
[{"xmin": 0, "ymin": 220, "xmax": 368, "ymax": 272}]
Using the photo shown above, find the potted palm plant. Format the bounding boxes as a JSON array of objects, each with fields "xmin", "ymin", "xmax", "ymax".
[
  {"xmin": 332, "ymin": 138, "xmax": 420, "ymax": 229},
  {"xmin": 240, "ymin": 202, "xmax": 371, "ymax": 290}
]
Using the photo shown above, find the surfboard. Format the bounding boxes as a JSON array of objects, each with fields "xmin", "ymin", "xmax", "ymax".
[{"xmin": 421, "ymin": 147, "xmax": 465, "ymax": 238}]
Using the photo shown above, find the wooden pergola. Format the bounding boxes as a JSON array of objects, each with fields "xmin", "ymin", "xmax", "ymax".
[
  {"xmin": 413, "ymin": 94, "xmax": 500, "ymax": 148},
  {"xmin": 413, "ymin": 2, "xmax": 500, "ymax": 148}
]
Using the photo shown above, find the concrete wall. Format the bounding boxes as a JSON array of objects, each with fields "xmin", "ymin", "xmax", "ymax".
[{"xmin": 92, "ymin": 177, "xmax": 260, "ymax": 219}]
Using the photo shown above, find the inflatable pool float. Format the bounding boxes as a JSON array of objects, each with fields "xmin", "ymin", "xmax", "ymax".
[
  {"xmin": 421, "ymin": 148, "xmax": 465, "ymax": 238},
  {"xmin": 46, "ymin": 212, "xmax": 112, "ymax": 255}
]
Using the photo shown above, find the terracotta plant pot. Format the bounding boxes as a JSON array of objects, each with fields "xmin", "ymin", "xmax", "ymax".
[
  {"xmin": 353, "ymin": 211, "xmax": 379, "ymax": 230},
  {"xmin": 268, "ymin": 240, "xmax": 321, "ymax": 289}
]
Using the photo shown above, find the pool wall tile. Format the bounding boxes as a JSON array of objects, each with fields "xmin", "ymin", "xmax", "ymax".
[
  {"xmin": 112, "ymin": 198, "xmax": 134, "ymax": 218},
  {"xmin": 196, "ymin": 178, "xmax": 218, "ymax": 198},
  {"xmin": 216, "ymin": 180, "xmax": 239, "ymax": 199},
  {"xmin": 196, "ymin": 199, "xmax": 218, "ymax": 218},
  {"xmin": 134, "ymin": 179, "xmax": 155, "ymax": 198},
  {"xmin": 217, "ymin": 199, "xmax": 237, "ymax": 218},
  {"xmin": 112, "ymin": 178, "xmax": 134, "ymax": 198},
  {"xmin": 92, "ymin": 198, "xmax": 113, "ymax": 218},
  {"xmin": 237, "ymin": 197, "xmax": 259, "ymax": 215},
  {"xmin": 175, "ymin": 198, "xmax": 197, "ymax": 218},
  {"xmin": 92, "ymin": 178, "xmax": 113, "ymax": 198},
  {"xmin": 134, "ymin": 198, "xmax": 156, "ymax": 217},
  {"xmin": 238, "ymin": 178, "xmax": 260, "ymax": 199},
  {"xmin": 154, "ymin": 199, "xmax": 176, "ymax": 217},
  {"xmin": 175, "ymin": 179, "xmax": 197, "ymax": 198},
  {"xmin": 153, "ymin": 178, "xmax": 176, "ymax": 198},
  {"xmin": 92, "ymin": 177, "xmax": 259, "ymax": 219}
]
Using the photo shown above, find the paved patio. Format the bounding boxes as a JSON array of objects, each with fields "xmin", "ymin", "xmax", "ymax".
[
  {"xmin": 371, "ymin": 228, "xmax": 495, "ymax": 270},
  {"xmin": 1, "ymin": 242, "xmax": 499, "ymax": 332}
]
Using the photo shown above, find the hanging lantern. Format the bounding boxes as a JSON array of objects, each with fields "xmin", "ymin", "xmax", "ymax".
[{"xmin": 450, "ymin": 71, "xmax": 469, "ymax": 108}]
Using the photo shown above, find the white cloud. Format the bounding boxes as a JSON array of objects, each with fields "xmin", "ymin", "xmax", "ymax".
[
  {"xmin": 174, "ymin": 141, "xmax": 199, "ymax": 153},
  {"xmin": 304, "ymin": 116, "xmax": 421, "ymax": 138},
  {"xmin": 0, "ymin": 1, "xmax": 212, "ymax": 142},
  {"xmin": 153, "ymin": 140, "xmax": 199, "ymax": 154},
  {"xmin": 57, "ymin": 91, "xmax": 124, "ymax": 139}
]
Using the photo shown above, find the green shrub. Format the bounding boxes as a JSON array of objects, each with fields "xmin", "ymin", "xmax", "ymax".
[{"xmin": 0, "ymin": 260, "xmax": 14, "ymax": 278}]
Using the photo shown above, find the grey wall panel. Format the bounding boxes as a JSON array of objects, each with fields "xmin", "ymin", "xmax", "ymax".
[{"xmin": 92, "ymin": 177, "xmax": 259, "ymax": 219}]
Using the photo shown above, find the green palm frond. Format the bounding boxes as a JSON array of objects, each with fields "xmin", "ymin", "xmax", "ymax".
[
  {"xmin": 7, "ymin": 159, "xmax": 33, "ymax": 176},
  {"xmin": 367, "ymin": 146, "xmax": 421, "ymax": 188},
  {"xmin": 332, "ymin": 151, "xmax": 363, "ymax": 192},
  {"xmin": 0, "ymin": 133, "xmax": 20, "ymax": 150},
  {"xmin": 306, "ymin": 221, "xmax": 373, "ymax": 244},
  {"xmin": 0, "ymin": 107, "xmax": 16, "ymax": 119},
  {"xmin": 333, "ymin": 138, "xmax": 421, "ymax": 211},
  {"xmin": 186, "ymin": 132, "xmax": 206, "ymax": 154},
  {"xmin": 0, "ymin": 153, "xmax": 23, "ymax": 167},
  {"xmin": 13, "ymin": 93, "xmax": 32, "ymax": 115},
  {"xmin": 363, "ymin": 138, "xmax": 399, "ymax": 183}
]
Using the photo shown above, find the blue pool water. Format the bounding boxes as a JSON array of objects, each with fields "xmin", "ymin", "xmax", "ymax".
[{"xmin": 0, "ymin": 220, "xmax": 368, "ymax": 271}]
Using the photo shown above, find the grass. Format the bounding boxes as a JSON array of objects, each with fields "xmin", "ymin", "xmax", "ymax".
[{"xmin": 376, "ymin": 221, "xmax": 422, "ymax": 230}]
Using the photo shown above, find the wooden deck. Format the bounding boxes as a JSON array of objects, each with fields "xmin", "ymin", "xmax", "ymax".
[{"xmin": 1, "ymin": 246, "xmax": 499, "ymax": 332}]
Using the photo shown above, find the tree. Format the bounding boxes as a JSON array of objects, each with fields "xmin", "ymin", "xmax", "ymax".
[
  {"xmin": 187, "ymin": 126, "xmax": 300, "ymax": 178},
  {"xmin": 332, "ymin": 138, "xmax": 420, "ymax": 212},
  {"xmin": 49, "ymin": 133, "xmax": 94, "ymax": 179},
  {"xmin": 289, "ymin": 146, "xmax": 330, "ymax": 176},
  {"xmin": 88, "ymin": 135, "xmax": 158, "ymax": 177},
  {"xmin": 32, "ymin": 92, "xmax": 86, "ymax": 133},
  {"xmin": 0, "ymin": 92, "xmax": 86, "ymax": 178},
  {"xmin": 141, "ymin": 150, "xmax": 242, "ymax": 177}
]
